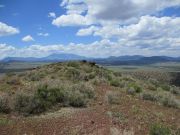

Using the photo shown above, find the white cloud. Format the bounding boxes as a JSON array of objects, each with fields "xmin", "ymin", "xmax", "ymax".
[
  {"xmin": 0, "ymin": 22, "xmax": 19, "ymax": 37},
  {"xmin": 1, "ymin": 38, "xmax": 180, "ymax": 60},
  {"xmin": 65, "ymin": 3, "xmax": 87, "ymax": 15},
  {"xmin": 0, "ymin": 44, "xmax": 15, "ymax": 59},
  {"xmin": 93, "ymin": 16, "xmax": 180, "ymax": 39},
  {"xmin": 52, "ymin": 14, "xmax": 92, "ymax": 27},
  {"xmin": 84, "ymin": 0, "xmax": 180, "ymax": 21},
  {"xmin": 22, "ymin": 35, "xmax": 34, "ymax": 42},
  {"xmin": 76, "ymin": 26, "xmax": 99, "ymax": 36},
  {"xmin": 1, "ymin": 0, "xmax": 180, "ymax": 59},
  {"xmin": 54, "ymin": 0, "xmax": 180, "ymax": 27},
  {"xmin": 37, "ymin": 33, "xmax": 49, "ymax": 37},
  {"xmin": 48, "ymin": 12, "xmax": 56, "ymax": 18}
]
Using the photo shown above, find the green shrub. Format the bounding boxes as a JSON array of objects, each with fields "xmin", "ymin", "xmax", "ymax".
[
  {"xmin": 110, "ymin": 79, "xmax": 121, "ymax": 87},
  {"xmin": 148, "ymin": 78, "xmax": 159, "ymax": 87},
  {"xmin": 149, "ymin": 123, "xmax": 171, "ymax": 135},
  {"xmin": 13, "ymin": 93, "xmax": 40, "ymax": 115},
  {"xmin": 161, "ymin": 95, "xmax": 179, "ymax": 109},
  {"xmin": 6, "ymin": 77, "xmax": 21, "ymax": 85},
  {"xmin": 69, "ymin": 91, "xmax": 87, "ymax": 107},
  {"xmin": 111, "ymin": 112, "xmax": 126, "ymax": 122},
  {"xmin": 67, "ymin": 61, "xmax": 80, "ymax": 68},
  {"xmin": 127, "ymin": 87, "xmax": 136, "ymax": 95},
  {"xmin": 28, "ymin": 73, "xmax": 44, "ymax": 81},
  {"xmin": 113, "ymin": 72, "xmax": 122, "ymax": 77},
  {"xmin": 147, "ymin": 83, "xmax": 157, "ymax": 91},
  {"xmin": 0, "ymin": 118, "xmax": 11, "ymax": 125},
  {"xmin": 14, "ymin": 86, "xmax": 69, "ymax": 115},
  {"xmin": 128, "ymin": 83, "xmax": 142, "ymax": 93},
  {"xmin": 107, "ymin": 92, "xmax": 120, "ymax": 104},
  {"xmin": 160, "ymin": 84, "xmax": 170, "ymax": 91},
  {"xmin": 66, "ymin": 67, "xmax": 81, "ymax": 81},
  {"xmin": 75, "ymin": 83, "xmax": 95, "ymax": 99},
  {"xmin": 141, "ymin": 92, "xmax": 157, "ymax": 102},
  {"xmin": 0, "ymin": 96, "xmax": 10, "ymax": 113},
  {"xmin": 87, "ymin": 72, "xmax": 96, "ymax": 80},
  {"xmin": 36, "ymin": 86, "xmax": 58, "ymax": 104},
  {"xmin": 157, "ymin": 87, "xmax": 164, "ymax": 91},
  {"xmin": 170, "ymin": 86, "xmax": 180, "ymax": 96}
]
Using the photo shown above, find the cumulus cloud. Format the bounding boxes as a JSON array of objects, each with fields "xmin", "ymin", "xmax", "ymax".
[
  {"xmin": 76, "ymin": 26, "xmax": 99, "ymax": 36},
  {"xmin": 22, "ymin": 35, "xmax": 34, "ymax": 42},
  {"xmin": 54, "ymin": 0, "xmax": 180, "ymax": 27},
  {"xmin": 48, "ymin": 12, "xmax": 56, "ymax": 18},
  {"xmin": 65, "ymin": 3, "xmax": 87, "ymax": 14},
  {"xmin": 0, "ymin": 22, "xmax": 19, "ymax": 37},
  {"xmin": 37, "ymin": 33, "xmax": 49, "ymax": 37},
  {"xmin": 93, "ymin": 16, "xmax": 180, "ymax": 39},
  {"xmin": 0, "ymin": 44, "xmax": 15, "ymax": 59},
  {"xmin": 52, "ymin": 14, "xmax": 92, "ymax": 27},
  {"xmin": 85, "ymin": 0, "xmax": 180, "ymax": 21}
]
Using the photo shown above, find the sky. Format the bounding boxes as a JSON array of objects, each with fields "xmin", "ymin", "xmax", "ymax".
[{"xmin": 0, "ymin": 0, "xmax": 180, "ymax": 59}]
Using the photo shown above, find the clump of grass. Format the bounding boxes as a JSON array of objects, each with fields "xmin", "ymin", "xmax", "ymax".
[
  {"xmin": 147, "ymin": 83, "xmax": 157, "ymax": 91},
  {"xmin": 141, "ymin": 92, "xmax": 158, "ymax": 102},
  {"xmin": 112, "ymin": 112, "xmax": 126, "ymax": 122},
  {"xmin": 113, "ymin": 72, "xmax": 122, "ymax": 77},
  {"xmin": 13, "ymin": 92, "xmax": 45, "ymax": 115},
  {"xmin": 170, "ymin": 86, "xmax": 180, "ymax": 96},
  {"xmin": 141, "ymin": 91, "xmax": 180, "ymax": 109},
  {"xmin": 107, "ymin": 92, "xmax": 120, "ymax": 105},
  {"xmin": 110, "ymin": 79, "xmax": 121, "ymax": 87},
  {"xmin": 160, "ymin": 84, "xmax": 171, "ymax": 91},
  {"xmin": 66, "ymin": 67, "xmax": 81, "ymax": 81},
  {"xmin": 67, "ymin": 61, "xmax": 80, "ymax": 68},
  {"xmin": 149, "ymin": 123, "xmax": 171, "ymax": 135},
  {"xmin": 128, "ymin": 83, "xmax": 142, "ymax": 93},
  {"xmin": 6, "ymin": 76, "xmax": 21, "ymax": 85},
  {"xmin": 0, "ymin": 118, "xmax": 11, "ymax": 125},
  {"xmin": 0, "ymin": 95, "xmax": 10, "ymax": 113},
  {"xmin": 87, "ymin": 72, "xmax": 96, "ymax": 80},
  {"xmin": 27, "ymin": 72, "xmax": 45, "ymax": 81},
  {"xmin": 69, "ymin": 91, "xmax": 87, "ymax": 107},
  {"xmin": 161, "ymin": 95, "xmax": 180, "ymax": 109},
  {"xmin": 73, "ymin": 83, "xmax": 95, "ymax": 99},
  {"xmin": 148, "ymin": 78, "xmax": 159, "ymax": 87},
  {"xmin": 127, "ymin": 87, "xmax": 136, "ymax": 95}
]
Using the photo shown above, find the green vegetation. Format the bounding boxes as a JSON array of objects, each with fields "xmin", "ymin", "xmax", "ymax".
[
  {"xmin": 107, "ymin": 92, "xmax": 121, "ymax": 105},
  {"xmin": 12, "ymin": 83, "xmax": 95, "ymax": 115},
  {"xmin": 0, "ymin": 61, "xmax": 179, "ymax": 117},
  {"xmin": 0, "ymin": 61, "xmax": 180, "ymax": 134},
  {"xmin": 0, "ymin": 95, "xmax": 10, "ymax": 113},
  {"xmin": 149, "ymin": 123, "xmax": 171, "ymax": 135}
]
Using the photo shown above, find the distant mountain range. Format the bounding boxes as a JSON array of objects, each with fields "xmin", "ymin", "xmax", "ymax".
[
  {"xmin": 93, "ymin": 55, "xmax": 180, "ymax": 65},
  {"xmin": 1, "ymin": 53, "xmax": 180, "ymax": 65},
  {"xmin": 2, "ymin": 53, "xmax": 86, "ymax": 63}
]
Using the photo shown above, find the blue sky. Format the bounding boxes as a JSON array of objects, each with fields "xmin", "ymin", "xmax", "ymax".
[{"xmin": 0, "ymin": 0, "xmax": 180, "ymax": 59}]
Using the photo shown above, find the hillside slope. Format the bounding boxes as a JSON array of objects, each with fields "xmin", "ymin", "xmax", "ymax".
[{"xmin": 0, "ymin": 61, "xmax": 179, "ymax": 135}]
